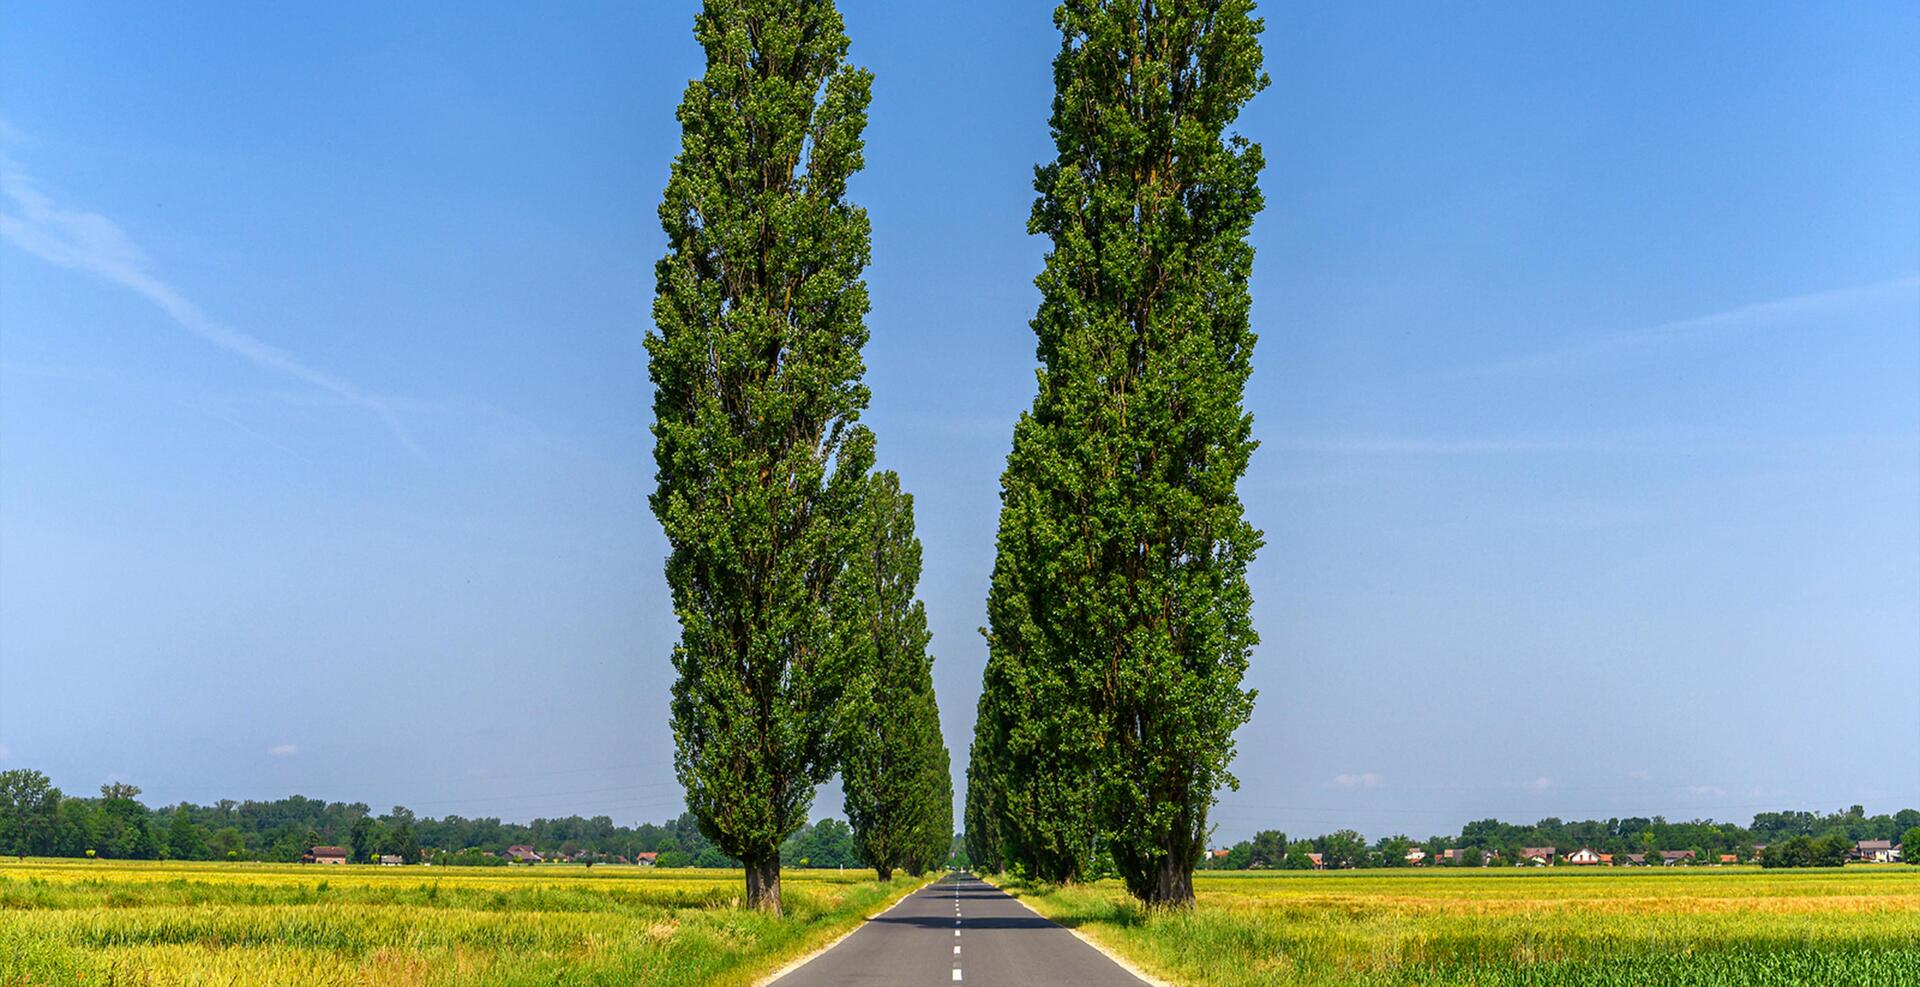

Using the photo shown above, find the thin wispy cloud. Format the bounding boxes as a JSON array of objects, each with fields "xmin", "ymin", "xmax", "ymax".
[
  {"xmin": 1465, "ymin": 275, "xmax": 1920, "ymax": 378},
  {"xmin": 268, "ymin": 744, "xmax": 299, "ymax": 757},
  {"xmin": 0, "ymin": 147, "xmax": 421, "ymax": 455},
  {"xmin": 1333, "ymin": 772, "xmax": 1385, "ymax": 790}
]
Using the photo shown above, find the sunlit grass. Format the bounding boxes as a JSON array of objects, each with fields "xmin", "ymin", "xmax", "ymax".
[
  {"xmin": 997, "ymin": 866, "xmax": 1920, "ymax": 986},
  {"xmin": 0, "ymin": 857, "xmax": 928, "ymax": 986}
]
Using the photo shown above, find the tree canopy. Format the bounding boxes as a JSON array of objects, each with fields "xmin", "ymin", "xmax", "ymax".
[
  {"xmin": 648, "ymin": 0, "xmax": 879, "ymax": 914},
  {"xmin": 971, "ymin": 0, "xmax": 1269, "ymax": 906},
  {"xmin": 839, "ymin": 472, "xmax": 955, "ymax": 881}
]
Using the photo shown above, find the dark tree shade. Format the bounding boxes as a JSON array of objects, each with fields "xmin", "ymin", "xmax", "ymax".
[
  {"xmin": 962, "ymin": 728, "xmax": 1005, "ymax": 874},
  {"xmin": 839, "ymin": 471, "xmax": 954, "ymax": 882},
  {"xmin": 975, "ymin": 0, "xmax": 1268, "ymax": 905},
  {"xmin": 649, "ymin": 0, "xmax": 877, "ymax": 914}
]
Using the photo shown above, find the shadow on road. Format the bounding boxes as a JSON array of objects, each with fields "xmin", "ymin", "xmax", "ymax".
[{"xmin": 872, "ymin": 914, "xmax": 1060, "ymax": 931}]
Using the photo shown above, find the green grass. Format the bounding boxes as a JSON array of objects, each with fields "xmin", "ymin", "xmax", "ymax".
[
  {"xmin": 994, "ymin": 866, "xmax": 1920, "ymax": 986},
  {"xmin": 0, "ymin": 857, "xmax": 930, "ymax": 986}
]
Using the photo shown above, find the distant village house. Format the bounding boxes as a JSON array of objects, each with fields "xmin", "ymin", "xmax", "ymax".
[{"xmin": 1854, "ymin": 840, "xmax": 1900, "ymax": 863}]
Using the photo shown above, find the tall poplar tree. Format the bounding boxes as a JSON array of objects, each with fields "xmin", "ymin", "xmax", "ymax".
[
  {"xmin": 962, "ymin": 731, "xmax": 1005, "ymax": 874},
  {"xmin": 973, "ymin": 595, "xmax": 1098, "ymax": 882},
  {"xmin": 978, "ymin": 0, "xmax": 1267, "ymax": 906},
  {"xmin": 839, "ymin": 471, "xmax": 953, "ymax": 882},
  {"xmin": 649, "ymin": 0, "xmax": 876, "ymax": 915}
]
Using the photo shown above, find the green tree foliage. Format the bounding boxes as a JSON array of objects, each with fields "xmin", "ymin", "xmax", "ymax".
[
  {"xmin": 962, "ymin": 711, "xmax": 1006, "ymax": 874},
  {"xmin": 349, "ymin": 816, "xmax": 379, "ymax": 863},
  {"xmin": 96, "ymin": 786, "xmax": 158, "ymax": 860},
  {"xmin": 1247, "ymin": 830, "xmax": 1287, "ymax": 869},
  {"xmin": 382, "ymin": 818, "xmax": 420, "ymax": 864},
  {"xmin": 16, "ymin": 764, "xmax": 1916, "ymax": 875},
  {"xmin": 975, "ymin": 0, "xmax": 1267, "ymax": 906},
  {"xmin": 54, "ymin": 800, "xmax": 102, "ymax": 859},
  {"xmin": 780, "ymin": 818, "xmax": 859, "ymax": 869},
  {"xmin": 209, "ymin": 827, "xmax": 245, "ymax": 860},
  {"xmin": 1760, "ymin": 834, "xmax": 1851, "ymax": 868},
  {"xmin": 0, "ymin": 769, "xmax": 63, "ymax": 858},
  {"xmin": 654, "ymin": 836, "xmax": 692, "ymax": 869},
  {"xmin": 1316, "ymin": 830, "xmax": 1367, "ymax": 870},
  {"xmin": 1376, "ymin": 835, "xmax": 1415, "ymax": 868},
  {"xmin": 839, "ymin": 472, "xmax": 953, "ymax": 881},
  {"xmin": 165, "ymin": 806, "xmax": 209, "ymax": 861},
  {"xmin": 648, "ymin": 0, "xmax": 878, "ymax": 915},
  {"xmin": 1904, "ymin": 826, "xmax": 1919, "ymax": 863},
  {"xmin": 0, "ymin": 769, "xmax": 773, "ymax": 864}
]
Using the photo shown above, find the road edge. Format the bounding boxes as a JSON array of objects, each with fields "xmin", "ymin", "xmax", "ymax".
[
  {"xmin": 753, "ymin": 871, "xmax": 941, "ymax": 986},
  {"xmin": 980, "ymin": 875, "xmax": 1176, "ymax": 987}
]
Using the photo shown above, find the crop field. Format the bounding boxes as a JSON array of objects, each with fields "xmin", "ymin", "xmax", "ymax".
[
  {"xmin": 999, "ymin": 866, "xmax": 1920, "ymax": 986},
  {"xmin": 0, "ymin": 858, "xmax": 927, "ymax": 986}
]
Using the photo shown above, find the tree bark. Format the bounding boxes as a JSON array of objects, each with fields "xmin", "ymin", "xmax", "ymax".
[
  {"xmin": 875, "ymin": 865, "xmax": 893, "ymax": 882},
  {"xmin": 744, "ymin": 857, "xmax": 783, "ymax": 915},
  {"xmin": 1149, "ymin": 853, "xmax": 1194, "ymax": 908}
]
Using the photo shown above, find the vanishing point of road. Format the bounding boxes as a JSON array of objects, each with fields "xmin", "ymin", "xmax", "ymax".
[{"xmin": 772, "ymin": 872, "xmax": 1149, "ymax": 986}]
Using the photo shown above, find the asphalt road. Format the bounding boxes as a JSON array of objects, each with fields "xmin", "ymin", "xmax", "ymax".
[{"xmin": 771, "ymin": 872, "xmax": 1149, "ymax": 986}]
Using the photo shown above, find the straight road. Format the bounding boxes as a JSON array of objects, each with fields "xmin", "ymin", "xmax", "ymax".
[{"xmin": 772, "ymin": 872, "xmax": 1148, "ymax": 986}]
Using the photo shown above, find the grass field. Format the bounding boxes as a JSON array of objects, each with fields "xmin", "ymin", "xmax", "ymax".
[
  {"xmin": 997, "ymin": 866, "xmax": 1920, "ymax": 986},
  {"xmin": 0, "ymin": 857, "xmax": 928, "ymax": 986}
]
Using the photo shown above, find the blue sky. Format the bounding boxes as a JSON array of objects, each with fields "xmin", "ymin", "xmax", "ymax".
[{"xmin": 2, "ymin": 1, "xmax": 1916, "ymax": 842}]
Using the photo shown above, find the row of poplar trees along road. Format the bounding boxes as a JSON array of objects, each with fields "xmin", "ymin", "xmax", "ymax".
[{"xmin": 650, "ymin": 0, "xmax": 1266, "ymax": 913}]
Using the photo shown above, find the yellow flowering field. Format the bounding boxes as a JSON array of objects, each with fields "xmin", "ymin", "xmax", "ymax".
[
  {"xmin": 0, "ymin": 858, "xmax": 926, "ymax": 986},
  {"xmin": 998, "ymin": 866, "xmax": 1920, "ymax": 986}
]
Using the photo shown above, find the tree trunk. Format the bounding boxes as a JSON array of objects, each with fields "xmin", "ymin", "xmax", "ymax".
[
  {"xmin": 1149, "ymin": 854, "xmax": 1194, "ymax": 908},
  {"xmin": 875, "ymin": 864, "xmax": 893, "ymax": 882},
  {"xmin": 744, "ymin": 857, "xmax": 782, "ymax": 915}
]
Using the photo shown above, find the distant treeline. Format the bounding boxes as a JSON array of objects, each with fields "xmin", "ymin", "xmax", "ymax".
[
  {"xmin": 6, "ymin": 767, "xmax": 1909, "ymax": 873},
  {"xmin": 1190, "ymin": 805, "xmax": 1918, "ymax": 870},
  {"xmin": 0, "ymin": 769, "xmax": 873, "ymax": 868}
]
